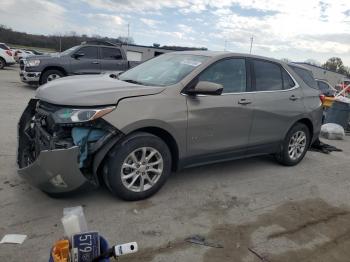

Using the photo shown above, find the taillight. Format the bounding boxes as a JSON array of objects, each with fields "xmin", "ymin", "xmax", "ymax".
[
  {"xmin": 319, "ymin": 94, "xmax": 325, "ymax": 103},
  {"xmin": 6, "ymin": 50, "xmax": 12, "ymax": 56}
]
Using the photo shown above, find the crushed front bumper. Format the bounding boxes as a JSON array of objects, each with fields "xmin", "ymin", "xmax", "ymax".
[
  {"xmin": 17, "ymin": 99, "xmax": 121, "ymax": 194},
  {"xmin": 20, "ymin": 70, "xmax": 41, "ymax": 84},
  {"xmin": 18, "ymin": 146, "xmax": 89, "ymax": 193}
]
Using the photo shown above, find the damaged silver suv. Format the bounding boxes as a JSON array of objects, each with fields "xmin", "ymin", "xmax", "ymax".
[{"xmin": 18, "ymin": 52, "xmax": 323, "ymax": 200}]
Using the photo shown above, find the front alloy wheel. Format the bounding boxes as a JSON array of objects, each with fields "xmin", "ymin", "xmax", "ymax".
[
  {"xmin": 121, "ymin": 147, "xmax": 164, "ymax": 192},
  {"xmin": 105, "ymin": 132, "xmax": 171, "ymax": 201}
]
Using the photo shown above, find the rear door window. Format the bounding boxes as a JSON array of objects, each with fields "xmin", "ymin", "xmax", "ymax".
[
  {"xmin": 76, "ymin": 46, "xmax": 98, "ymax": 59},
  {"xmin": 198, "ymin": 58, "xmax": 247, "ymax": 93},
  {"xmin": 282, "ymin": 69, "xmax": 295, "ymax": 89},
  {"xmin": 253, "ymin": 60, "xmax": 283, "ymax": 91},
  {"xmin": 100, "ymin": 47, "xmax": 123, "ymax": 60}
]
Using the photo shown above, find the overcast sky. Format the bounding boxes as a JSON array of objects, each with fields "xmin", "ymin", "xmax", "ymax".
[{"xmin": 1, "ymin": 0, "xmax": 349, "ymax": 65}]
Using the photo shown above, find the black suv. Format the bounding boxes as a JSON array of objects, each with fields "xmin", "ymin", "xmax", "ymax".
[{"xmin": 19, "ymin": 41, "xmax": 139, "ymax": 85}]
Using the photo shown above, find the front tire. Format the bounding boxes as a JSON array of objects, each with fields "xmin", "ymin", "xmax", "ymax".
[
  {"xmin": 0, "ymin": 58, "xmax": 5, "ymax": 69},
  {"xmin": 275, "ymin": 123, "xmax": 310, "ymax": 166},
  {"xmin": 105, "ymin": 132, "xmax": 172, "ymax": 201},
  {"xmin": 40, "ymin": 69, "xmax": 64, "ymax": 84}
]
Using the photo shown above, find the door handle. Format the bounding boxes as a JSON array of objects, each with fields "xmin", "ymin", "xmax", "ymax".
[
  {"xmin": 92, "ymin": 61, "xmax": 100, "ymax": 64},
  {"xmin": 289, "ymin": 95, "xmax": 300, "ymax": 101},
  {"xmin": 238, "ymin": 98, "xmax": 252, "ymax": 105}
]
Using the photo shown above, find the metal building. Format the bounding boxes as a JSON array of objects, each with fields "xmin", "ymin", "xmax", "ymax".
[
  {"xmin": 121, "ymin": 43, "xmax": 207, "ymax": 62},
  {"xmin": 295, "ymin": 62, "xmax": 350, "ymax": 88}
]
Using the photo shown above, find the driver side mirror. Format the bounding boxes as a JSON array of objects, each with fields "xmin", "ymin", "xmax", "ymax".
[
  {"xmin": 73, "ymin": 52, "xmax": 84, "ymax": 59},
  {"xmin": 187, "ymin": 81, "xmax": 223, "ymax": 96}
]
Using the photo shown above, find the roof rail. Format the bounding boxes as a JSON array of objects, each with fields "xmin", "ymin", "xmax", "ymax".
[{"xmin": 81, "ymin": 40, "xmax": 121, "ymax": 46}]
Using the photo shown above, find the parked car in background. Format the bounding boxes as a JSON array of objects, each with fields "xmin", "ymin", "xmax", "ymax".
[
  {"xmin": 19, "ymin": 41, "xmax": 140, "ymax": 85},
  {"xmin": 26, "ymin": 49, "xmax": 43, "ymax": 55},
  {"xmin": 0, "ymin": 43, "xmax": 16, "ymax": 69},
  {"xmin": 316, "ymin": 79, "xmax": 337, "ymax": 97},
  {"xmin": 0, "ymin": 42, "xmax": 13, "ymax": 54},
  {"xmin": 18, "ymin": 51, "xmax": 323, "ymax": 200},
  {"xmin": 14, "ymin": 49, "xmax": 34, "ymax": 62}
]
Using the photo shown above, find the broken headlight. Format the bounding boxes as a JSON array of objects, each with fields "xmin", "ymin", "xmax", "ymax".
[{"xmin": 53, "ymin": 106, "xmax": 116, "ymax": 123}]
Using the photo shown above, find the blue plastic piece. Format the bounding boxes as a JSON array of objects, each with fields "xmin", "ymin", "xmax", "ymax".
[{"xmin": 72, "ymin": 127, "xmax": 107, "ymax": 168}]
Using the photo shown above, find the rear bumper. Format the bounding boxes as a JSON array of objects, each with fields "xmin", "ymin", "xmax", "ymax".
[
  {"xmin": 20, "ymin": 70, "xmax": 41, "ymax": 84},
  {"xmin": 18, "ymin": 146, "xmax": 90, "ymax": 193}
]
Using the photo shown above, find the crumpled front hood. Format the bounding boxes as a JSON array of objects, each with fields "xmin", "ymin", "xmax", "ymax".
[{"xmin": 35, "ymin": 74, "xmax": 166, "ymax": 106}]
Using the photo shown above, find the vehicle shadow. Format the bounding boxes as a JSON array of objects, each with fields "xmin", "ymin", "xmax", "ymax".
[
  {"xmin": 170, "ymin": 154, "xmax": 279, "ymax": 181},
  {"xmin": 40, "ymin": 155, "xmax": 281, "ymax": 203}
]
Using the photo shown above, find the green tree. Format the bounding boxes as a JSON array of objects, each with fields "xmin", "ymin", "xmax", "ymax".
[{"xmin": 323, "ymin": 57, "xmax": 347, "ymax": 75}]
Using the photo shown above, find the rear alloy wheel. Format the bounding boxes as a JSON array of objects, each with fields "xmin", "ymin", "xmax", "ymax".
[
  {"xmin": 288, "ymin": 131, "xmax": 307, "ymax": 160},
  {"xmin": 105, "ymin": 132, "xmax": 171, "ymax": 201},
  {"xmin": 275, "ymin": 123, "xmax": 310, "ymax": 166},
  {"xmin": 41, "ymin": 69, "xmax": 64, "ymax": 84},
  {"xmin": 0, "ymin": 58, "xmax": 5, "ymax": 69}
]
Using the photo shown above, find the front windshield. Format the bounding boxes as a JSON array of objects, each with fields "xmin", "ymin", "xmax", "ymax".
[
  {"xmin": 60, "ymin": 45, "xmax": 79, "ymax": 56},
  {"xmin": 119, "ymin": 54, "xmax": 209, "ymax": 86}
]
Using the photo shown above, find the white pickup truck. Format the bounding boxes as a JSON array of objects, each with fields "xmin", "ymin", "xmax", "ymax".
[{"xmin": 0, "ymin": 43, "xmax": 16, "ymax": 69}]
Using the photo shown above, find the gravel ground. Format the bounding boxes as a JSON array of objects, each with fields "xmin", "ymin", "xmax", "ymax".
[{"xmin": 1, "ymin": 65, "xmax": 350, "ymax": 262}]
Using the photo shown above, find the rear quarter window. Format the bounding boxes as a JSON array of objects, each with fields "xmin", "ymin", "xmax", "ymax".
[{"xmin": 290, "ymin": 66, "xmax": 318, "ymax": 89}]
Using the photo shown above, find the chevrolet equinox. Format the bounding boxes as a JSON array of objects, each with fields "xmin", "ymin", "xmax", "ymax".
[{"xmin": 17, "ymin": 51, "xmax": 323, "ymax": 200}]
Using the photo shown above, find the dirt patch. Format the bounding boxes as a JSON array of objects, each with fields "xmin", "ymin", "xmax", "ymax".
[
  {"xmin": 128, "ymin": 199, "xmax": 155, "ymax": 214},
  {"xmin": 120, "ymin": 199, "xmax": 350, "ymax": 262},
  {"xmin": 203, "ymin": 199, "xmax": 350, "ymax": 262}
]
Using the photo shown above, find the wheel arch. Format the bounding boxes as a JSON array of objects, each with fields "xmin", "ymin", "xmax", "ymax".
[
  {"xmin": 296, "ymin": 118, "xmax": 314, "ymax": 141},
  {"xmin": 286, "ymin": 118, "xmax": 314, "ymax": 145},
  {"xmin": 135, "ymin": 126, "xmax": 180, "ymax": 171},
  {"xmin": 93, "ymin": 125, "xmax": 181, "ymax": 181},
  {"xmin": 40, "ymin": 66, "xmax": 67, "ymax": 84}
]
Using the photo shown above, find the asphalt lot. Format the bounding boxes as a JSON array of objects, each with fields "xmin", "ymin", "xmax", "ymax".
[{"xmin": 1, "ymin": 65, "xmax": 350, "ymax": 262}]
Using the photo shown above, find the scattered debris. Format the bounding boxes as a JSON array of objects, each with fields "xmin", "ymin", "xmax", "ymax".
[
  {"xmin": 320, "ymin": 123, "xmax": 345, "ymax": 140},
  {"xmin": 0, "ymin": 234, "xmax": 27, "ymax": 244},
  {"xmin": 248, "ymin": 247, "xmax": 270, "ymax": 262},
  {"xmin": 310, "ymin": 139, "xmax": 342, "ymax": 154},
  {"xmin": 141, "ymin": 230, "xmax": 162, "ymax": 237},
  {"xmin": 185, "ymin": 235, "xmax": 223, "ymax": 248}
]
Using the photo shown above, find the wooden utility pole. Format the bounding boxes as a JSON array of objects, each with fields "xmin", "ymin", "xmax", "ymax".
[{"xmin": 249, "ymin": 36, "xmax": 254, "ymax": 54}]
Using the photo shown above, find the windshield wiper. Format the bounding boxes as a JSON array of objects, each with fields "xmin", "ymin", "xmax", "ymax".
[{"xmin": 122, "ymin": 79, "xmax": 145, "ymax": 85}]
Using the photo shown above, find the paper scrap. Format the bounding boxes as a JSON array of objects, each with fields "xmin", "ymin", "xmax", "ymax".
[{"xmin": 0, "ymin": 234, "xmax": 27, "ymax": 244}]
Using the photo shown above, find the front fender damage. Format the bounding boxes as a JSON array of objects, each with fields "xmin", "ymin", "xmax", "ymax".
[{"xmin": 17, "ymin": 99, "xmax": 124, "ymax": 194}]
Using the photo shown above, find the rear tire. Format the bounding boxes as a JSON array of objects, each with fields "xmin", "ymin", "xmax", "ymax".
[
  {"xmin": 0, "ymin": 58, "xmax": 5, "ymax": 69},
  {"xmin": 40, "ymin": 69, "xmax": 64, "ymax": 84},
  {"xmin": 275, "ymin": 123, "xmax": 310, "ymax": 166},
  {"xmin": 105, "ymin": 132, "xmax": 172, "ymax": 201}
]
